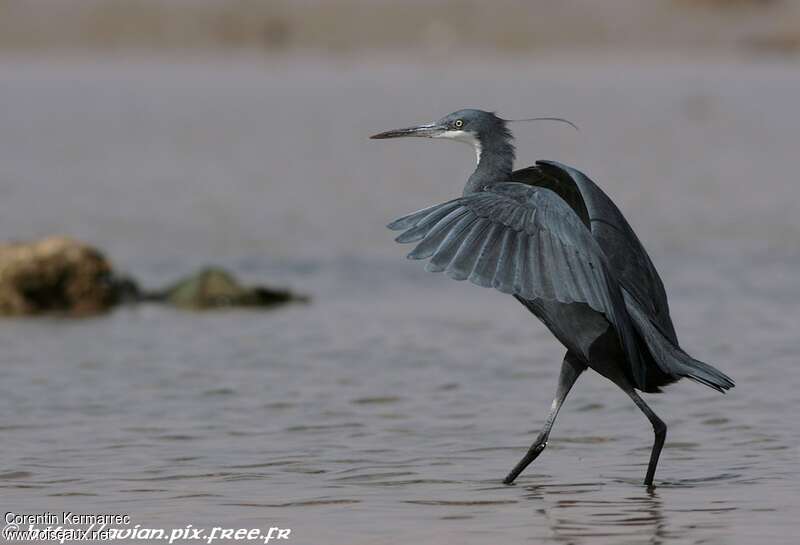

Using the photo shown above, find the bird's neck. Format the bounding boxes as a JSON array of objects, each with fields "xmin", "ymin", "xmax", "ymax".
[{"xmin": 464, "ymin": 134, "xmax": 515, "ymax": 195}]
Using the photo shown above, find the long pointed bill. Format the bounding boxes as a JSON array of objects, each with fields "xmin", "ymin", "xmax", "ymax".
[{"xmin": 370, "ymin": 123, "xmax": 446, "ymax": 139}]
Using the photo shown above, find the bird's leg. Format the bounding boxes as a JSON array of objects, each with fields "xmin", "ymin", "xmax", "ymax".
[
  {"xmin": 620, "ymin": 386, "xmax": 667, "ymax": 488},
  {"xmin": 503, "ymin": 352, "xmax": 586, "ymax": 485}
]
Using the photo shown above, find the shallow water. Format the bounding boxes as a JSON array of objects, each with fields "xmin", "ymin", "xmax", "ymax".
[{"xmin": 0, "ymin": 56, "xmax": 799, "ymax": 544}]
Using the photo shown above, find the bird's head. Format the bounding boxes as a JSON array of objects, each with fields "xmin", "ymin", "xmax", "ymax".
[
  {"xmin": 371, "ymin": 109, "xmax": 576, "ymax": 166},
  {"xmin": 370, "ymin": 109, "xmax": 506, "ymax": 163}
]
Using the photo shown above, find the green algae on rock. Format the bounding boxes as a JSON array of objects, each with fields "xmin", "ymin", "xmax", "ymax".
[{"xmin": 155, "ymin": 267, "xmax": 306, "ymax": 310}]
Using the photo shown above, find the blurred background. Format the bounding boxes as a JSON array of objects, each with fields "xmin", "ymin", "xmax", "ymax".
[
  {"xmin": 2, "ymin": 0, "xmax": 800, "ymax": 55},
  {"xmin": 0, "ymin": 1, "xmax": 798, "ymax": 544}
]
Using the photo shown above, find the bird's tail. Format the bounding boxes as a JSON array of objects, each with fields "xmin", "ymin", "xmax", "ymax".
[{"xmin": 623, "ymin": 292, "xmax": 735, "ymax": 393}]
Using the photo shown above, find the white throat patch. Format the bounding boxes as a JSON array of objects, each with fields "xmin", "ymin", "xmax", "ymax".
[{"xmin": 434, "ymin": 129, "xmax": 482, "ymax": 164}]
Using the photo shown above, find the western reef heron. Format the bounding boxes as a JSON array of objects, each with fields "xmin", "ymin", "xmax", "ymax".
[{"xmin": 371, "ymin": 108, "xmax": 734, "ymax": 487}]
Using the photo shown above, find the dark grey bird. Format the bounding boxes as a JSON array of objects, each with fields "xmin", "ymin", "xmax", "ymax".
[{"xmin": 371, "ymin": 109, "xmax": 734, "ymax": 487}]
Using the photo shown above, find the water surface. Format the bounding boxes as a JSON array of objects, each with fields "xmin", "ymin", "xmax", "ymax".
[{"xmin": 0, "ymin": 56, "xmax": 798, "ymax": 544}]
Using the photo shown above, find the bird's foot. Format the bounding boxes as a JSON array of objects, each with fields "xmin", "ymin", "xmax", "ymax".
[{"xmin": 502, "ymin": 441, "xmax": 547, "ymax": 485}]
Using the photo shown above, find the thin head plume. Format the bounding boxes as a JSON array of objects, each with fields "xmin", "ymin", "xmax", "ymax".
[{"xmin": 501, "ymin": 116, "xmax": 579, "ymax": 131}]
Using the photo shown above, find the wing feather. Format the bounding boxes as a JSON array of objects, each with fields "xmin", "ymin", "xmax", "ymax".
[
  {"xmin": 406, "ymin": 209, "xmax": 471, "ymax": 258},
  {"xmin": 425, "ymin": 214, "xmax": 478, "ymax": 272},
  {"xmin": 493, "ymin": 228, "xmax": 516, "ymax": 294},
  {"xmin": 387, "ymin": 200, "xmax": 462, "ymax": 231},
  {"xmin": 521, "ymin": 234, "xmax": 539, "ymax": 299},
  {"xmin": 446, "ymin": 219, "xmax": 492, "ymax": 281},
  {"xmin": 510, "ymin": 230, "xmax": 527, "ymax": 294},
  {"xmin": 540, "ymin": 231, "xmax": 561, "ymax": 300},
  {"xmin": 469, "ymin": 223, "xmax": 503, "ymax": 287},
  {"xmin": 396, "ymin": 205, "xmax": 465, "ymax": 243}
]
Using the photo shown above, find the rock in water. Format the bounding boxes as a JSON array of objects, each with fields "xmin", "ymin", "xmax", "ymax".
[
  {"xmin": 0, "ymin": 238, "xmax": 304, "ymax": 315},
  {"xmin": 0, "ymin": 236, "xmax": 123, "ymax": 316},
  {"xmin": 159, "ymin": 267, "xmax": 303, "ymax": 310}
]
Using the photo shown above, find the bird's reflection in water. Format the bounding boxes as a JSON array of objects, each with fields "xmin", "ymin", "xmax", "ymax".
[{"xmin": 521, "ymin": 483, "xmax": 668, "ymax": 544}]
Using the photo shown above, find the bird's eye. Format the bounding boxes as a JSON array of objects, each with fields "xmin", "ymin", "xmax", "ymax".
[{"xmin": 454, "ymin": 119, "xmax": 464, "ymax": 128}]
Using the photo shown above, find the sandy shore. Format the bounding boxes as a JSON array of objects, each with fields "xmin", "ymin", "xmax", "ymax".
[{"xmin": 1, "ymin": 0, "xmax": 800, "ymax": 58}]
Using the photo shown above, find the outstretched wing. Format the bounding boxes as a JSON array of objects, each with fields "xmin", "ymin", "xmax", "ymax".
[{"xmin": 388, "ymin": 182, "xmax": 643, "ymax": 380}]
